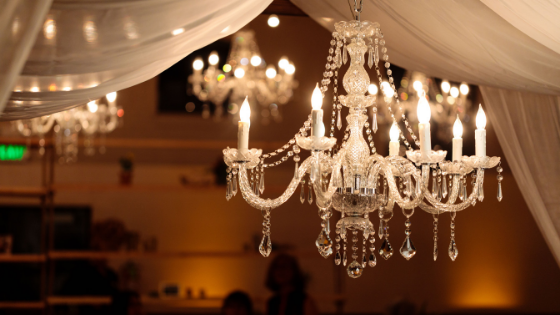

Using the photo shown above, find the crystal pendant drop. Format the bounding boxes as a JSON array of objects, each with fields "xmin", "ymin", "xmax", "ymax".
[
  {"xmin": 437, "ymin": 182, "xmax": 442, "ymax": 201},
  {"xmin": 362, "ymin": 255, "xmax": 367, "ymax": 268},
  {"xmin": 378, "ymin": 220, "xmax": 384, "ymax": 239},
  {"xmin": 497, "ymin": 182, "xmax": 503, "ymax": 202},
  {"xmin": 374, "ymin": 45, "xmax": 379, "ymax": 64},
  {"xmin": 415, "ymin": 180, "xmax": 422, "ymax": 197},
  {"xmin": 336, "ymin": 48, "xmax": 342, "ymax": 68},
  {"xmin": 342, "ymin": 251, "xmax": 347, "ymax": 266},
  {"xmin": 300, "ymin": 182, "xmax": 305, "ymax": 204},
  {"xmin": 259, "ymin": 172, "xmax": 265, "ymax": 194},
  {"xmin": 226, "ymin": 181, "xmax": 232, "ymax": 200},
  {"xmin": 232, "ymin": 177, "xmax": 238, "ymax": 196},
  {"xmin": 336, "ymin": 110, "xmax": 342, "ymax": 130},
  {"xmin": 316, "ymin": 229, "xmax": 333, "ymax": 258},
  {"xmin": 463, "ymin": 185, "xmax": 468, "ymax": 201},
  {"xmin": 368, "ymin": 253, "xmax": 377, "ymax": 267},
  {"xmin": 259, "ymin": 234, "xmax": 272, "ymax": 257},
  {"xmin": 368, "ymin": 46, "xmax": 373, "ymax": 68},
  {"xmin": 442, "ymin": 176, "xmax": 448, "ymax": 198},
  {"xmin": 459, "ymin": 181, "xmax": 464, "ymax": 201},
  {"xmin": 343, "ymin": 45, "xmax": 348, "ymax": 64},
  {"xmin": 334, "ymin": 252, "xmax": 341, "ymax": 265},
  {"xmin": 347, "ymin": 260, "xmax": 363, "ymax": 278},
  {"xmin": 294, "ymin": 162, "xmax": 299, "ymax": 179},
  {"xmin": 448, "ymin": 239, "xmax": 458, "ymax": 261},
  {"xmin": 433, "ymin": 243, "xmax": 438, "ymax": 261},
  {"xmin": 432, "ymin": 178, "xmax": 437, "ymax": 198},
  {"xmin": 399, "ymin": 236, "xmax": 416, "ymax": 260},
  {"xmin": 478, "ymin": 182, "xmax": 484, "ymax": 202},
  {"xmin": 372, "ymin": 113, "xmax": 378, "ymax": 133},
  {"xmin": 308, "ymin": 185, "xmax": 314, "ymax": 204},
  {"xmin": 379, "ymin": 238, "xmax": 393, "ymax": 260}
]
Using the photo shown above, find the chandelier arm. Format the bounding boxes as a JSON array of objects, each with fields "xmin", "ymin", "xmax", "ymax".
[
  {"xmin": 237, "ymin": 157, "xmax": 312, "ymax": 210},
  {"xmin": 419, "ymin": 170, "xmax": 482, "ymax": 214},
  {"xmin": 311, "ymin": 152, "xmax": 346, "ymax": 208},
  {"xmin": 382, "ymin": 162, "xmax": 425, "ymax": 209}
]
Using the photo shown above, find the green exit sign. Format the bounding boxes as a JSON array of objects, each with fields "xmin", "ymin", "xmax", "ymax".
[{"xmin": 0, "ymin": 145, "xmax": 26, "ymax": 161}]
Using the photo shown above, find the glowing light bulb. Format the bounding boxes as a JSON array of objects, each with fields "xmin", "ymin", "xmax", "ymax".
[
  {"xmin": 476, "ymin": 104, "xmax": 486, "ymax": 129},
  {"xmin": 311, "ymin": 83, "xmax": 323, "ymax": 110},
  {"xmin": 285, "ymin": 63, "xmax": 295, "ymax": 75},
  {"xmin": 278, "ymin": 57, "xmax": 289, "ymax": 70},
  {"xmin": 453, "ymin": 115, "xmax": 463, "ymax": 138},
  {"xmin": 381, "ymin": 81, "xmax": 394, "ymax": 98},
  {"xmin": 193, "ymin": 58, "xmax": 204, "ymax": 71},
  {"xmin": 239, "ymin": 97, "xmax": 251, "ymax": 123},
  {"xmin": 368, "ymin": 84, "xmax": 378, "ymax": 95},
  {"xmin": 208, "ymin": 52, "xmax": 219, "ymax": 66},
  {"xmin": 87, "ymin": 101, "xmax": 98, "ymax": 113},
  {"xmin": 417, "ymin": 96, "xmax": 431, "ymax": 124},
  {"xmin": 390, "ymin": 123, "xmax": 399, "ymax": 142},
  {"xmin": 268, "ymin": 15, "xmax": 280, "ymax": 27},
  {"xmin": 450, "ymin": 87, "xmax": 459, "ymax": 98},
  {"xmin": 106, "ymin": 92, "xmax": 117, "ymax": 103},
  {"xmin": 234, "ymin": 68, "xmax": 245, "ymax": 78},
  {"xmin": 413, "ymin": 80, "xmax": 423, "ymax": 92},
  {"xmin": 460, "ymin": 83, "xmax": 469, "ymax": 95},
  {"xmin": 172, "ymin": 28, "xmax": 184, "ymax": 36},
  {"xmin": 266, "ymin": 66, "xmax": 277, "ymax": 79},
  {"xmin": 441, "ymin": 81, "xmax": 450, "ymax": 93},
  {"xmin": 250, "ymin": 55, "xmax": 261, "ymax": 66}
]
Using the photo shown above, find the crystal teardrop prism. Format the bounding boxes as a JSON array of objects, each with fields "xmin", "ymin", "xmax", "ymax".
[
  {"xmin": 437, "ymin": 182, "xmax": 442, "ymax": 201},
  {"xmin": 308, "ymin": 185, "xmax": 314, "ymax": 204},
  {"xmin": 374, "ymin": 45, "xmax": 379, "ymax": 65},
  {"xmin": 259, "ymin": 172, "xmax": 265, "ymax": 194},
  {"xmin": 336, "ymin": 48, "xmax": 342, "ymax": 68},
  {"xmin": 343, "ymin": 45, "xmax": 348, "ymax": 64},
  {"xmin": 362, "ymin": 255, "xmax": 367, "ymax": 268},
  {"xmin": 347, "ymin": 260, "xmax": 364, "ymax": 278},
  {"xmin": 497, "ymin": 182, "xmax": 503, "ymax": 202},
  {"xmin": 433, "ymin": 243, "xmax": 438, "ymax": 261},
  {"xmin": 226, "ymin": 180, "xmax": 232, "ymax": 200},
  {"xmin": 294, "ymin": 162, "xmax": 299, "ymax": 180},
  {"xmin": 378, "ymin": 220, "xmax": 385, "ymax": 239},
  {"xmin": 368, "ymin": 46, "xmax": 373, "ymax": 68},
  {"xmin": 300, "ymin": 182, "xmax": 305, "ymax": 204},
  {"xmin": 316, "ymin": 229, "xmax": 333, "ymax": 258},
  {"xmin": 379, "ymin": 238, "xmax": 393, "ymax": 260},
  {"xmin": 343, "ymin": 251, "xmax": 347, "ymax": 266},
  {"xmin": 336, "ymin": 110, "xmax": 342, "ymax": 130},
  {"xmin": 232, "ymin": 176, "xmax": 238, "ymax": 196},
  {"xmin": 448, "ymin": 239, "xmax": 458, "ymax": 261},
  {"xmin": 415, "ymin": 180, "xmax": 422, "ymax": 197},
  {"xmin": 334, "ymin": 251, "xmax": 341, "ymax": 265},
  {"xmin": 432, "ymin": 178, "xmax": 437, "ymax": 198},
  {"xmin": 399, "ymin": 236, "xmax": 417, "ymax": 260},
  {"xmin": 259, "ymin": 234, "xmax": 272, "ymax": 257},
  {"xmin": 459, "ymin": 181, "xmax": 464, "ymax": 201},
  {"xmin": 372, "ymin": 113, "xmax": 378, "ymax": 133},
  {"xmin": 463, "ymin": 185, "xmax": 468, "ymax": 201},
  {"xmin": 368, "ymin": 253, "xmax": 377, "ymax": 267},
  {"xmin": 442, "ymin": 176, "xmax": 448, "ymax": 198},
  {"xmin": 478, "ymin": 182, "xmax": 484, "ymax": 202}
]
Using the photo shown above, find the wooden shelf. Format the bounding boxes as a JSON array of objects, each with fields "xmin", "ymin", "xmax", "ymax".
[
  {"xmin": 49, "ymin": 250, "xmax": 321, "ymax": 260},
  {"xmin": 0, "ymin": 301, "xmax": 45, "ymax": 309},
  {"xmin": 47, "ymin": 296, "xmax": 111, "ymax": 305},
  {"xmin": 0, "ymin": 254, "xmax": 46, "ymax": 263},
  {"xmin": 0, "ymin": 186, "xmax": 49, "ymax": 198}
]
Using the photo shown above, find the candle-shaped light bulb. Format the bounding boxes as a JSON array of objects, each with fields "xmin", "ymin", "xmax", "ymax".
[
  {"xmin": 476, "ymin": 104, "xmax": 487, "ymax": 130},
  {"xmin": 208, "ymin": 51, "xmax": 219, "ymax": 66},
  {"xmin": 311, "ymin": 83, "xmax": 324, "ymax": 138},
  {"xmin": 106, "ymin": 92, "xmax": 117, "ymax": 103},
  {"xmin": 389, "ymin": 123, "xmax": 400, "ymax": 156},
  {"xmin": 475, "ymin": 104, "xmax": 487, "ymax": 157},
  {"xmin": 417, "ymin": 96, "xmax": 431, "ymax": 124},
  {"xmin": 311, "ymin": 84, "xmax": 323, "ymax": 110},
  {"xmin": 237, "ymin": 97, "xmax": 251, "ymax": 154},
  {"xmin": 452, "ymin": 115, "xmax": 463, "ymax": 161}
]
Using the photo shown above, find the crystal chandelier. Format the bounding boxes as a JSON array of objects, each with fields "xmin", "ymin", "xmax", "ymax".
[
  {"xmin": 15, "ymin": 92, "xmax": 123, "ymax": 163},
  {"xmin": 190, "ymin": 30, "xmax": 296, "ymax": 123},
  {"xmin": 222, "ymin": 2, "xmax": 503, "ymax": 279}
]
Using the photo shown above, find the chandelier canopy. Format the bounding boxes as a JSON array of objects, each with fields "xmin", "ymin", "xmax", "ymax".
[{"xmin": 222, "ymin": 4, "xmax": 502, "ymax": 278}]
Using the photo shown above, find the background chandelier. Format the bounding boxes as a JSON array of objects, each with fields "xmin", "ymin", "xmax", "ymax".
[
  {"xmin": 190, "ymin": 30, "xmax": 297, "ymax": 124},
  {"xmin": 15, "ymin": 92, "xmax": 123, "ymax": 163},
  {"xmin": 223, "ymin": 2, "xmax": 502, "ymax": 279}
]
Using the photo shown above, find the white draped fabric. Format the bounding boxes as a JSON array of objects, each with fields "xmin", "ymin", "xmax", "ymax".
[
  {"xmin": 291, "ymin": 0, "xmax": 560, "ymax": 265},
  {"xmin": 1, "ymin": 0, "xmax": 272, "ymax": 120},
  {"xmin": 480, "ymin": 87, "xmax": 560, "ymax": 265}
]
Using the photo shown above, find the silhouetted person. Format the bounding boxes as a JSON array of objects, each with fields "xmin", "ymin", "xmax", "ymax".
[
  {"xmin": 112, "ymin": 291, "xmax": 142, "ymax": 315},
  {"xmin": 222, "ymin": 291, "xmax": 253, "ymax": 315},
  {"xmin": 265, "ymin": 254, "xmax": 318, "ymax": 315}
]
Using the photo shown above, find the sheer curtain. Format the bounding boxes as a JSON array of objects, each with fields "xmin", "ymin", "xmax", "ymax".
[
  {"xmin": 480, "ymin": 87, "xmax": 560, "ymax": 265},
  {"xmin": 0, "ymin": 0, "xmax": 52, "ymax": 116},
  {"xmin": 2, "ymin": 0, "xmax": 272, "ymax": 120}
]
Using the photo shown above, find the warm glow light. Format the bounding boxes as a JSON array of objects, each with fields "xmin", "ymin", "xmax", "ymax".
[
  {"xmin": 30, "ymin": 87, "xmax": 40, "ymax": 93},
  {"xmin": 450, "ymin": 86, "xmax": 459, "ymax": 98},
  {"xmin": 389, "ymin": 123, "xmax": 399, "ymax": 142},
  {"xmin": 172, "ymin": 28, "xmax": 184, "ymax": 36},
  {"xmin": 417, "ymin": 96, "xmax": 431, "ymax": 124},
  {"xmin": 368, "ymin": 84, "xmax": 378, "ymax": 95},
  {"xmin": 44, "ymin": 18, "xmax": 56, "ymax": 39},
  {"xmin": 106, "ymin": 92, "xmax": 117, "ymax": 103},
  {"xmin": 311, "ymin": 83, "xmax": 323, "ymax": 110},
  {"xmin": 239, "ymin": 97, "xmax": 251, "ymax": 123},
  {"xmin": 476, "ymin": 104, "xmax": 487, "ymax": 129},
  {"xmin": 83, "ymin": 20, "xmax": 98, "ymax": 42},
  {"xmin": 223, "ymin": 64, "xmax": 232, "ymax": 72},
  {"xmin": 208, "ymin": 52, "xmax": 219, "ymax": 66},
  {"xmin": 250, "ymin": 55, "xmax": 261, "ymax": 66},
  {"xmin": 266, "ymin": 66, "xmax": 277, "ymax": 79},
  {"xmin": 413, "ymin": 80, "xmax": 423, "ymax": 92},
  {"xmin": 285, "ymin": 63, "xmax": 295, "ymax": 75},
  {"xmin": 278, "ymin": 57, "xmax": 289, "ymax": 70},
  {"xmin": 234, "ymin": 68, "xmax": 245, "ymax": 78},
  {"xmin": 268, "ymin": 15, "xmax": 280, "ymax": 27},
  {"xmin": 441, "ymin": 80, "xmax": 450, "ymax": 93},
  {"xmin": 453, "ymin": 115, "xmax": 463, "ymax": 138},
  {"xmin": 193, "ymin": 58, "xmax": 204, "ymax": 71},
  {"xmin": 460, "ymin": 83, "xmax": 469, "ymax": 95},
  {"xmin": 381, "ymin": 81, "xmax": 394, "ymax": 98},
  {"xmin": 87, "ymin": 101, "xmax": 98, "ymax": 113}
]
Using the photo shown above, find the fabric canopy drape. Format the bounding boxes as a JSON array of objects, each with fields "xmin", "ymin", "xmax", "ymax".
[
  {"xmin": 1, "ymin": 0, "xmax": 272, "ymax": 120},
  {"xmin": 290, "ymin": 0, "xmax": 560, "ymax": 266}
]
